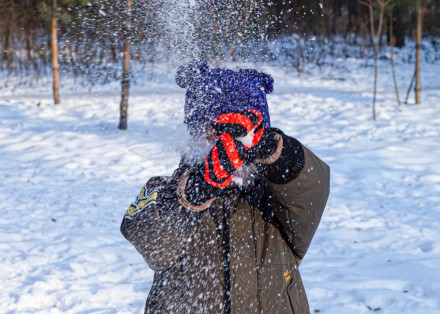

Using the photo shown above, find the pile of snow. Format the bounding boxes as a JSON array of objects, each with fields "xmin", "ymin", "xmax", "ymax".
[{"xmin": 1, "ymin": 56, "xmax": 439, "ymax": 313}]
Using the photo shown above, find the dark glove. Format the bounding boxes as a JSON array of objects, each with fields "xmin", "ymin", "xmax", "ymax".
[
  {"xmin": 203, "ymin": 109, "xmax": 278, "ymax": 188},
  {"xmin": 213, "ymin": 109, "xmax": 278, "ymax": 162},
  {"xmin": 183, "ymin": 109, "xmax": 279, "ymax": 207}
]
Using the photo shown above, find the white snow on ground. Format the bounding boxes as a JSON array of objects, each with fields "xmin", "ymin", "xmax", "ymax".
[{"xmin": 1, "ymin": 57, "xmax": 440, "ymax": 313}]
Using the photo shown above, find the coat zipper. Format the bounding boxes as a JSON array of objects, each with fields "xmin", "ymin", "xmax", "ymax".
[
  {"xmin": 221, "ymin": 201, "xmax": 231, "ymax": 314},
  {"xmin": 251, "ymin": 206, "xmax": 262, "ymax": 313}
]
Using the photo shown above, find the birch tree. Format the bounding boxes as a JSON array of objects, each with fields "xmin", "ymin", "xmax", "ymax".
[
  {"xmin": 51, "ymin": 0, "xmax": 60, "ymax": 104},
  {"xmin": 118, "ymin": 0, "xmax": 132, "ymax": 130},
  {"xmin": 415, "ymin": 1, "xmax": 425, "ymax": 104},
  {"xmin": 359, "ymin": 0, "xmax": 391, "ymax": 120}
]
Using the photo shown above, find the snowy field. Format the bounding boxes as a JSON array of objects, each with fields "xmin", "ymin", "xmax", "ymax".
[{"xmin": 1, "ymin": 57, "xmax": 440, "ymax": 313}]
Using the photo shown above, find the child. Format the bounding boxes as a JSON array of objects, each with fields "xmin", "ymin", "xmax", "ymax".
[{"xmin": 121, "ymin": 60, "xmax": 330, "ymax": 314}]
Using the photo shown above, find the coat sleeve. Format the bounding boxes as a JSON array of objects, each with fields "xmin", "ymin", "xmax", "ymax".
[
  {"xmin": 266, "ymin": 134, "xmax": 330, "ymax": 260},
  {"xmin": 120, "ymin": 176, "xmax": 203, "ymax": 271}
]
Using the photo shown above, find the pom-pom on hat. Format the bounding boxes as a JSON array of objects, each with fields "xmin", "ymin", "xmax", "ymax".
[{"xmin": 176, "ymin": 60, "xmax": 274, "ymax": 136}]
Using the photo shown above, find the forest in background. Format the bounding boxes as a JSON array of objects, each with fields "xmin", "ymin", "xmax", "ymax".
[
  {"xmin": 1, "ymin": 0, "xmax": 439, "ymax": 126},
  {"xmin": 1, "ymin": 0, "xmax": 439, "ymax": 76}
]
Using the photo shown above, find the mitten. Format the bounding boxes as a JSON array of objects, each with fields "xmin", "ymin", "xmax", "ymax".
[
  {"xmin": 204, "ymin": 109, "xmax": 278, "ymax": 188},
  {"xmin": 203, "ymin": 131, "xmax": 246, "ymax": 188},
  {"xmin": 181, "ymin": 110, "xmax": 279, "ymax": 209},
  {"xmin": 213, "ymin": 109, "xmax": 279, "ymax": 162}
]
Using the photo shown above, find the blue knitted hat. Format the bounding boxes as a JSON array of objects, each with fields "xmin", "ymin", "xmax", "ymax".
[{"xmin": 176, "ymin": 60, "xmax": 274, "ymax": 136}]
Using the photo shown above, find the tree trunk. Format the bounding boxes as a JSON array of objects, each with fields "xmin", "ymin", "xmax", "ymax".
[
  {"xmin": 373, "ymin": 50, "xmax": 378, "ymax": 120},
  {"xmin": 51, "ymin": 0, "xmax": 60, "ymax": 105},
  {"xmin": 405, "ymin": 69, "xmax": 416, "ymax": 104},
  {"xmin": 25, "ymin": 28, "xmax": 31, "ymax": 69},
  {"xmin": 365, "ymin": 0, "xmax": 377, "ymax": 120},
  {"xmin": 360, "ymin": 0, "xmax": 390, "ymax": 120},
  {"xmin": 118, "ymin": 0, "xmax": 132, "ymax": 130},
  {"xmin": 389, "ymin": 11, "xmax": 401, "ymax": 106},
  {"xmin": 415, "ymin": 4, "xmax": 424, "ymax": 105}
]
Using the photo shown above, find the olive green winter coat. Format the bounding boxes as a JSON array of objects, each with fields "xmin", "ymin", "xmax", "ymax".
[{"xmin": 121, "ymin": 141, "xmax": 330, "ymax": 314}]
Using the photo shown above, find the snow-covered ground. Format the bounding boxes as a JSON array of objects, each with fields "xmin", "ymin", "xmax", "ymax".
[{"xmin": 1, "ymin": 56, "xmax": 440, "ymax": 313}]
